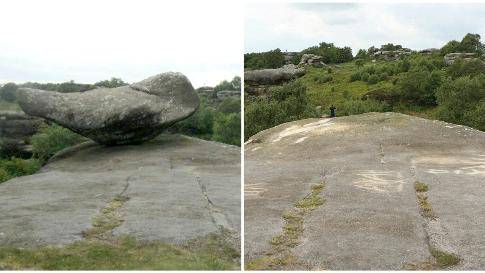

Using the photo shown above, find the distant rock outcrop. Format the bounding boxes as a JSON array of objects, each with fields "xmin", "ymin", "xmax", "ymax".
[
  {"xmin": 443, "ymin": 52, "xmax": 478, "ymax": 65},
  {"xmin": 17, "ymin": 72, "xmax": 200, "ymax": 145},
  {"xmin": 244, "ymin": 64, "xmax": 305, "ymax": 85},
  {"xmin": 419, "ymin": 48, "xmax": 439, "ymax": 55},
  {"xmin": 299, "ymin": 54, "xmax": 326, "ymax": 67},
  {"xmin": 0, "ymin": 110, "xmax": 43, "ymax": 155},
  {"xmin": 0, "ymin": 134, "xmax": 240, "ymax": 248},
  {"xmin": 373, "ymin": 49, "xmax": 411, "ymax": 61}
]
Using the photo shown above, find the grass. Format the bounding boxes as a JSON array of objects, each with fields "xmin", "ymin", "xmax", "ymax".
[
  {"xmin": 429, "ymin": 247, "xmax": 461, "ymax": 268},
  {"xmin": 0, "ymin": 190, "xmax": 240, "ymax": 270},
  {"xmin": 0, "ymin": 235, "xmax": 238, "ymax": 270},
  {"xmin": 294, "ymin": 62, "xmax": 436, "ymax": 119},
  {"xmin": 81, "ymin": 194, "xmax": 129, "ymax": 240},
  {"xmin": 415, "ymin": 181, "xmax": 429, "ymax": 192},
  {"xmin": 246, "ymin": 182, "xmax": 326, "ymax": 270}
]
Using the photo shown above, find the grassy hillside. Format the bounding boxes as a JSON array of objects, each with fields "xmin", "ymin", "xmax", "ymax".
[{"xmin": 295, "ymin": 60, "xmax": 437, "ymax": 118}]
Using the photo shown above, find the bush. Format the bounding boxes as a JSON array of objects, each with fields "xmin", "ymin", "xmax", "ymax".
[
  {"xmin": 212, "ymin": 113, "xmax": 240, "ymax": 146},
  {"xmin": 173, "ymin": 101, "xmax": 215, "ymax": 138},
  {"xmin": 245, "ymin": 81, "xmax": 316, "ymax": 139},
  {"xmin": 244, "ymin": 49, "xmax": 285, "ymax": 70},
  {"xmin": 368, "ymin": 74, "xmax": 380, "ymax": 84},
  {"xmin": 379, "ymin": 72, "xmax": 389, "ymax": 81},
  {"xmin": 349, "ymin": 72, "xmax": 361, "ymax": 82},
  {"xmin": 395, "ymin": 70, "xmax": 441, "ymax": 105},
  {"xmin": 217, "ymin": 97, "xmax": 240, "ymax": 114},
  {"xmin": 338, "ymin": 99, "xmax": 389, "ymax": 116},
  {"xmin": 31, "ymin": 124, "xmax": 86, "ymax": 161},
  {"xmin": 0, "ymin": 83, "xmax": 18, "ymax": 102},
  {"xmin": 0, "ymin": 157, "xmax": 41, "ymax": 184},
  {"xmin": 361, "ymin": 72, "xmax": 370, "ymax": 82},
  {"xmin": 315, "ymin": 75, "xmax": 333, "ymax": 84},
  {"xmin": 447, "ymin": 59, "xmax": 485, "ymax": 79},
  {"xmin": 435, "ymin": 75, "xmax": 485, "ymax": 130}
]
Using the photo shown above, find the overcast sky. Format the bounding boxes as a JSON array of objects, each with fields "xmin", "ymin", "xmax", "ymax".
[
  {"xmin": 245, "ymin": 3, "xmax": 485, "ymax": 54},
  {"xmin": 0, "ymin": 0, "xmax": 242, "ymax": 88}
]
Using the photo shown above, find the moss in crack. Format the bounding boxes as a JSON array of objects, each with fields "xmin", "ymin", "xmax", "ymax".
[
  {"xmin": 415, "ymin": 181, "xmax": 429, "ymax": 192},
  {"xmin": 246, "ymin": 181, "xmax": 326, "ymax": 270},
  {"xmin": 81, "ymin": 194, "xmax": 130, "ymax": 240},
  {"xmin": 429, "ymin": 247, "xmax": 460, "ymax": 268}
]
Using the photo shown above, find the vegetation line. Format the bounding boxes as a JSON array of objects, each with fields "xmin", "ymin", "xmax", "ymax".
[
  {"xmin": 246, "ymin": 181, "xmax": 326, "ymax": 270},
  {"xmin": 405, "ymin": 181, "xmax": 460, "ymax": 269}
]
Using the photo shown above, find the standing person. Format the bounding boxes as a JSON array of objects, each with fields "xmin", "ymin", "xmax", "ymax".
[{"xmin": 330, "ymin": 105, "xmax": 336, "ymax": 117}]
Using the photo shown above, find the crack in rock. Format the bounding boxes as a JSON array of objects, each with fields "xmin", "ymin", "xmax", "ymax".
[{"xmin": 195, "ymin": 176, "xmax": 233, "ymax": 232}]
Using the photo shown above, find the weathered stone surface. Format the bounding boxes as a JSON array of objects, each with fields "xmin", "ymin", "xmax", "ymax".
[
  {"xmin": 244, "ymin": 64, "xmax": 305, "ymax": 85},
  {"xmin": 16, "ymin": 72, "xmax": 199, "ymax": 145},
  {"xmin": 245, "ymin": 112, "xmax": 485, "ymax": 270},
  {"xmin": 444, "ymin": 52, "xmax": 478, "ymax": 65},
  {"xmin": 0, "ymin": 110, "xmax": 43, "ymax": 155},
  {"xmin": 0, "ymin": 134, "xmax": 240, "ymax": 248},
  {"xmin": 373, "ymin": 49, "xmax": 411, "ymax": 61},
  {"xmin": 299, "ymin": 53, "xmax": 326, "ymax": 67}
]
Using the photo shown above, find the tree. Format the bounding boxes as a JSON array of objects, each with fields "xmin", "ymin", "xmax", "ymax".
[
  {"xmin": 447, "ymin": 58, "xmax": 485, "ymax": 79},
  {"xmin": 355, "ymin": 59, "xmax": 365, "ymax": 68},
  {"xmin": 0, "ymin": 83, "xmax": 18, "ymax": 102},
  {"xmin": 212, "ymin": 113, "xmax": 240, "ymax": 146},
  {"xmin": 459, "ymin": 33, "xmax": 483, "ymax": 54},
  {"xmin": 441, "ymin": 40, "xmax": 461, "ymax": 55},
  {"xmin": 396, "ymin": 70, "xmax": 440, "ymax": 105},
  {"xmin": 436, "ymin": 75, "xmax": 485, "ymax": 127},
  {"xmin": 94, "ymin": 77, "xmax": 127, "ymax": 88},
  {"xmin": 355, "ymin": 49, "xmax": 369, "ymax": 59}
]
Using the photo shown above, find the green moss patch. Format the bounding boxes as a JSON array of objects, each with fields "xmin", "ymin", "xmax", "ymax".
[{"xmin": 246, "ymin": 181, "xmax": 326, "ymax": 270}]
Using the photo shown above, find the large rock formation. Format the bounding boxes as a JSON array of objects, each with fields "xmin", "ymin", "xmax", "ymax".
[
  {"xmin": 0, "ymin": 134, "xmax": 240, "ymax": 248},
  {"xmin": 373, "ymin": 49, "xmax": 411, "ymax": 61},
  {"xmin": 16, "ymin": 72, "xmax": 199, "ymax": 145},
  {"xmin": 245, "ymin": 112, "xmax": 485, "ymax": 270},
  {"xmin": 0, "ymin": 110, "xmax": 43, "ymax": 156},
  {"xmin": 299, "ymin": 53, "xmax": 326, "ymax": 67},
  {"xmin": 444, "ymin": 52, "xmax": 478, "ymax": 65},
  {"xmin": 244, "ymin": 64, "xmax": 305, "ymax": 85}
]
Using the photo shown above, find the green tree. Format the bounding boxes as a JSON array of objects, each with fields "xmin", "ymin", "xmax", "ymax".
[
  {"xmin": 0, "ymin": 83, "xmax": 18, "ymax": 102},
  {"xmin": 212, "ymin": 113, "xmax": 240, "ymax": 146},
  {"xmin": 94, "ymin": 77, "xmax": 127, "ymax": 88},
  {"xmin": 447, "ymin": 58, "xmax": 485, "ymax": 79},
  {"xmin": 435, "ymin": 75, "xmax": 485, "ymax": 128}
]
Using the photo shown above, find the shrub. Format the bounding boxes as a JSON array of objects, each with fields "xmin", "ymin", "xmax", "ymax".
[
  {"xmin": 212, "ymin": 113, "xmax": 240, "ymax": 146},
  {"xmin": 0, "ymin": 157, "xmax": 41, "ymax": 184},
  {"xmin": 436, "ymin": 75, "xmax": 485, "ymax": 130},
  {"xmin": 368, "ymin": 74, "xmax": 380, "ymax": 84},
  {"xmin": 0, "ymin": 83, "xmax": 18, "ymax": 102},
  {"xmin": 379, "ymin": 72, "xmax": 389, "ymax": 81},
  {"xmin": 316, "ymin": 75, "xmax": 332, "ymax": 84},
  {"xmin": 0, "ymin": 167, "xmax": 10, "ymax": 183},
  {"xmin": 447, "ymin": 59, "xmax": 485, "ymax": 79},
  {"xmin": 361, "ymin": 72, "xmax": 370, "ymax": 82},
  {"xmin": 355, "ymin": 59, "xmax": 364, "ymax": 68},
  {"xmin": 31, "ymin": 124, "xmax": 86, "ymax": 161},
  {"xmin": 245, "ymin": 81, "xmax": 316, "ymax": 139},
  {"xmin": 349, "ymin": 72, "xmax": 361, "ymax": 82},
  {"xmin": 338, "ymin": 99, "xmax": 389, "ymax": 116}
]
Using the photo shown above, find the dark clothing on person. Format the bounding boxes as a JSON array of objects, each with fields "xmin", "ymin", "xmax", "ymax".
[{"xmin": 330, "ymin": 105, "xmax": 336, "ymax": 117}]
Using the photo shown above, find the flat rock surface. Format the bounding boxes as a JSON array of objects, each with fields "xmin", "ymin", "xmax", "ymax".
[
  {"xmin": 245, "ymin": 112, "xmax": 485, "ymax": 270},
  {"xmin": 0, "ymin": 134, "xmax": 240, "ymax": 248}
]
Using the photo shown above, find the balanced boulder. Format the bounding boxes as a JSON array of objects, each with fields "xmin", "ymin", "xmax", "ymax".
[
  {"xmin": 16, "ymin": 72, "xmax": 199, "ymax": 145},
  {"xmin": 244, "ymin": 64, "xmax": 305, "ymax": 85}
]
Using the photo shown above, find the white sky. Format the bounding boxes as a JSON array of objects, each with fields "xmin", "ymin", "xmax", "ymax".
[
  {"xmin": 245, "ymin": 2, "xmax": 485, "ymax": 54},
  {"xmin": 0, "ymin": 0, "xmax": 242, "ymax": 88}
]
